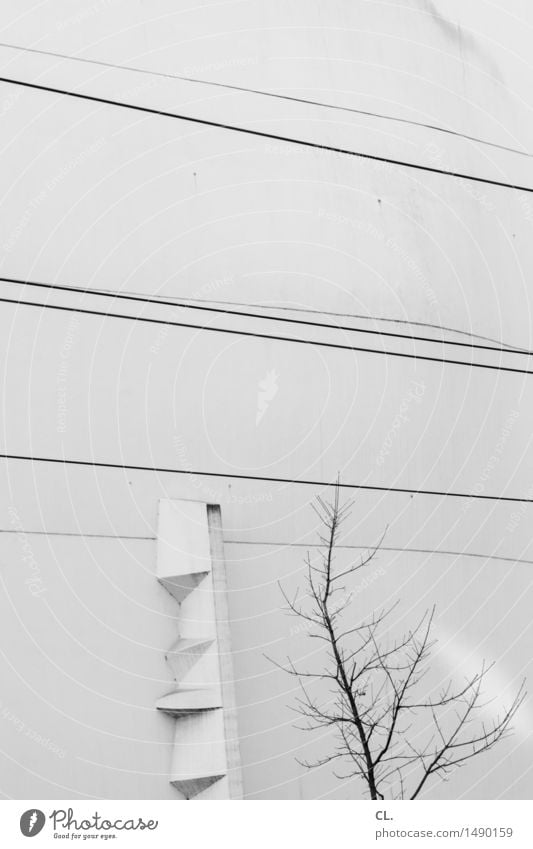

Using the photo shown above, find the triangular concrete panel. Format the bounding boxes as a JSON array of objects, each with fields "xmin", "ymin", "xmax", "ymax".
[
  {"xmin": 158, "ymin": 571, "xmax": 208, "ymax": 604},
  {"xmin": 165, "ymin": 637, "xmax": 214, "ymax": 681},
  {"xmin": 171, "ymin": 774, "xmax": 226, "ymax": 799}
]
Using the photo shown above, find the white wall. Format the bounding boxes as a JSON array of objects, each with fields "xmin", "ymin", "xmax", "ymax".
[{"xmin": 0, "ymin": 0, "xmax": 532, "ymax": 799}]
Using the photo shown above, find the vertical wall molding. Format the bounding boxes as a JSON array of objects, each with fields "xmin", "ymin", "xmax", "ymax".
[
  {"xmin": 207, "ymin": 504, "xmax": 244, "ymax": 800},
  {"xmin": 156, "ymin": 498, "xmax": 243, "ymax": 800}
]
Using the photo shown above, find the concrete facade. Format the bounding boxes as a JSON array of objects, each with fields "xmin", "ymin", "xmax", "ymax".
[{"xmin": 0, "ymin": 1, "xmax": 532, "ymax": 799}]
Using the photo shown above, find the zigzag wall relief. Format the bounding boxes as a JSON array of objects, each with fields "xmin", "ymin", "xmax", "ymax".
[{"xmin": 156, "ymin": 499, "xmax": 243, "ymax": 800}]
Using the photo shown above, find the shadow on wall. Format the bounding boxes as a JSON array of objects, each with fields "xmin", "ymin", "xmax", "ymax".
[{"xmin": 424, "ymin": 0, "xmax": 504, "ymax": 83}]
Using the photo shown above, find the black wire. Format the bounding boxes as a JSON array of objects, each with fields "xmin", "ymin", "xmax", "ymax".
[
  {"xmin": 1, "ymin": 75, "xmax": 533, "ymax": 195},
  {"xmin": 3, "ymin": 275, "xmax": 531, "ymax": 357},
  {"xmin": 2, "ymin": 294, "xmax": 533, "ymax": 375},
  {"xmin": 0, "ymin": 40, "xmax": 529, "ymax": 159},
  {"xmin": 139, "ymin": 292, "xmax": 524, "ymax": 352},
  {"xmin": 0, "ymin": 452, "xmax": 531, "ymax": 503}
]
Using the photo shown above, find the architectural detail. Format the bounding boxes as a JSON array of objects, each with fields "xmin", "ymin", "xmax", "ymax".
[
  {"xmin": 169, "ymin": 710, "xmax": 228, "ymax": 798},
  {"xmin": 155, "ymin": 684, "xmax": 222, "ymax": 715},
  {"xmin": 164, "ymin": 637, "xmax": 215, "ymax": 681},
  {"xmin": 156, "ymin": 499, "xmax": 242, "ymax": 800}
]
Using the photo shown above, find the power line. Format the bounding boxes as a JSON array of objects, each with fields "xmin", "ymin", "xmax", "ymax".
[
  {"xmin": 1, "ymin": 75, "xmax": 533, "ymax": 195},
  {"xmin": 3, "ymin": 275, "xmax": 531, "ymax": 358},
  {"xmin": 0, "ymin": 452, "xmax": 531, "ymax": 504},
  {"xmin": 0, "ymin": 40, "xmax": 529, "ymax": 159},
  {"xmin": 140, "ymin": 292, "xmax": 525, "ymax": 353},
  {"xmin": 9, "ymin": 276, "xmax": 526, "ymax": 353},
  {"xmin": 2, "ymin": 294, "xmax": 533, "ymax": 375},
  {"xmin": 0, "ymin": 276, "xmax": 533, "ymax": 356}
]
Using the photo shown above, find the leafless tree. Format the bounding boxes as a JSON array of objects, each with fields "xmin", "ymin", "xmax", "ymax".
[{"xmin": 271, "ymin": 486, "xmax": 526, "ymax": 800}]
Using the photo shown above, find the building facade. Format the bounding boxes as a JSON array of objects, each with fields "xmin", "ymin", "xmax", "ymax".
[{"xmin": 0, "ymin": 0, "xmax": 532, "ymax": 799}]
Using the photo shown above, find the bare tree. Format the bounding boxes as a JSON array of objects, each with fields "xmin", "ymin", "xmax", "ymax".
[{"xmin": 271, "ymin": 486, "xmax": 526, "ymax": 800}]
